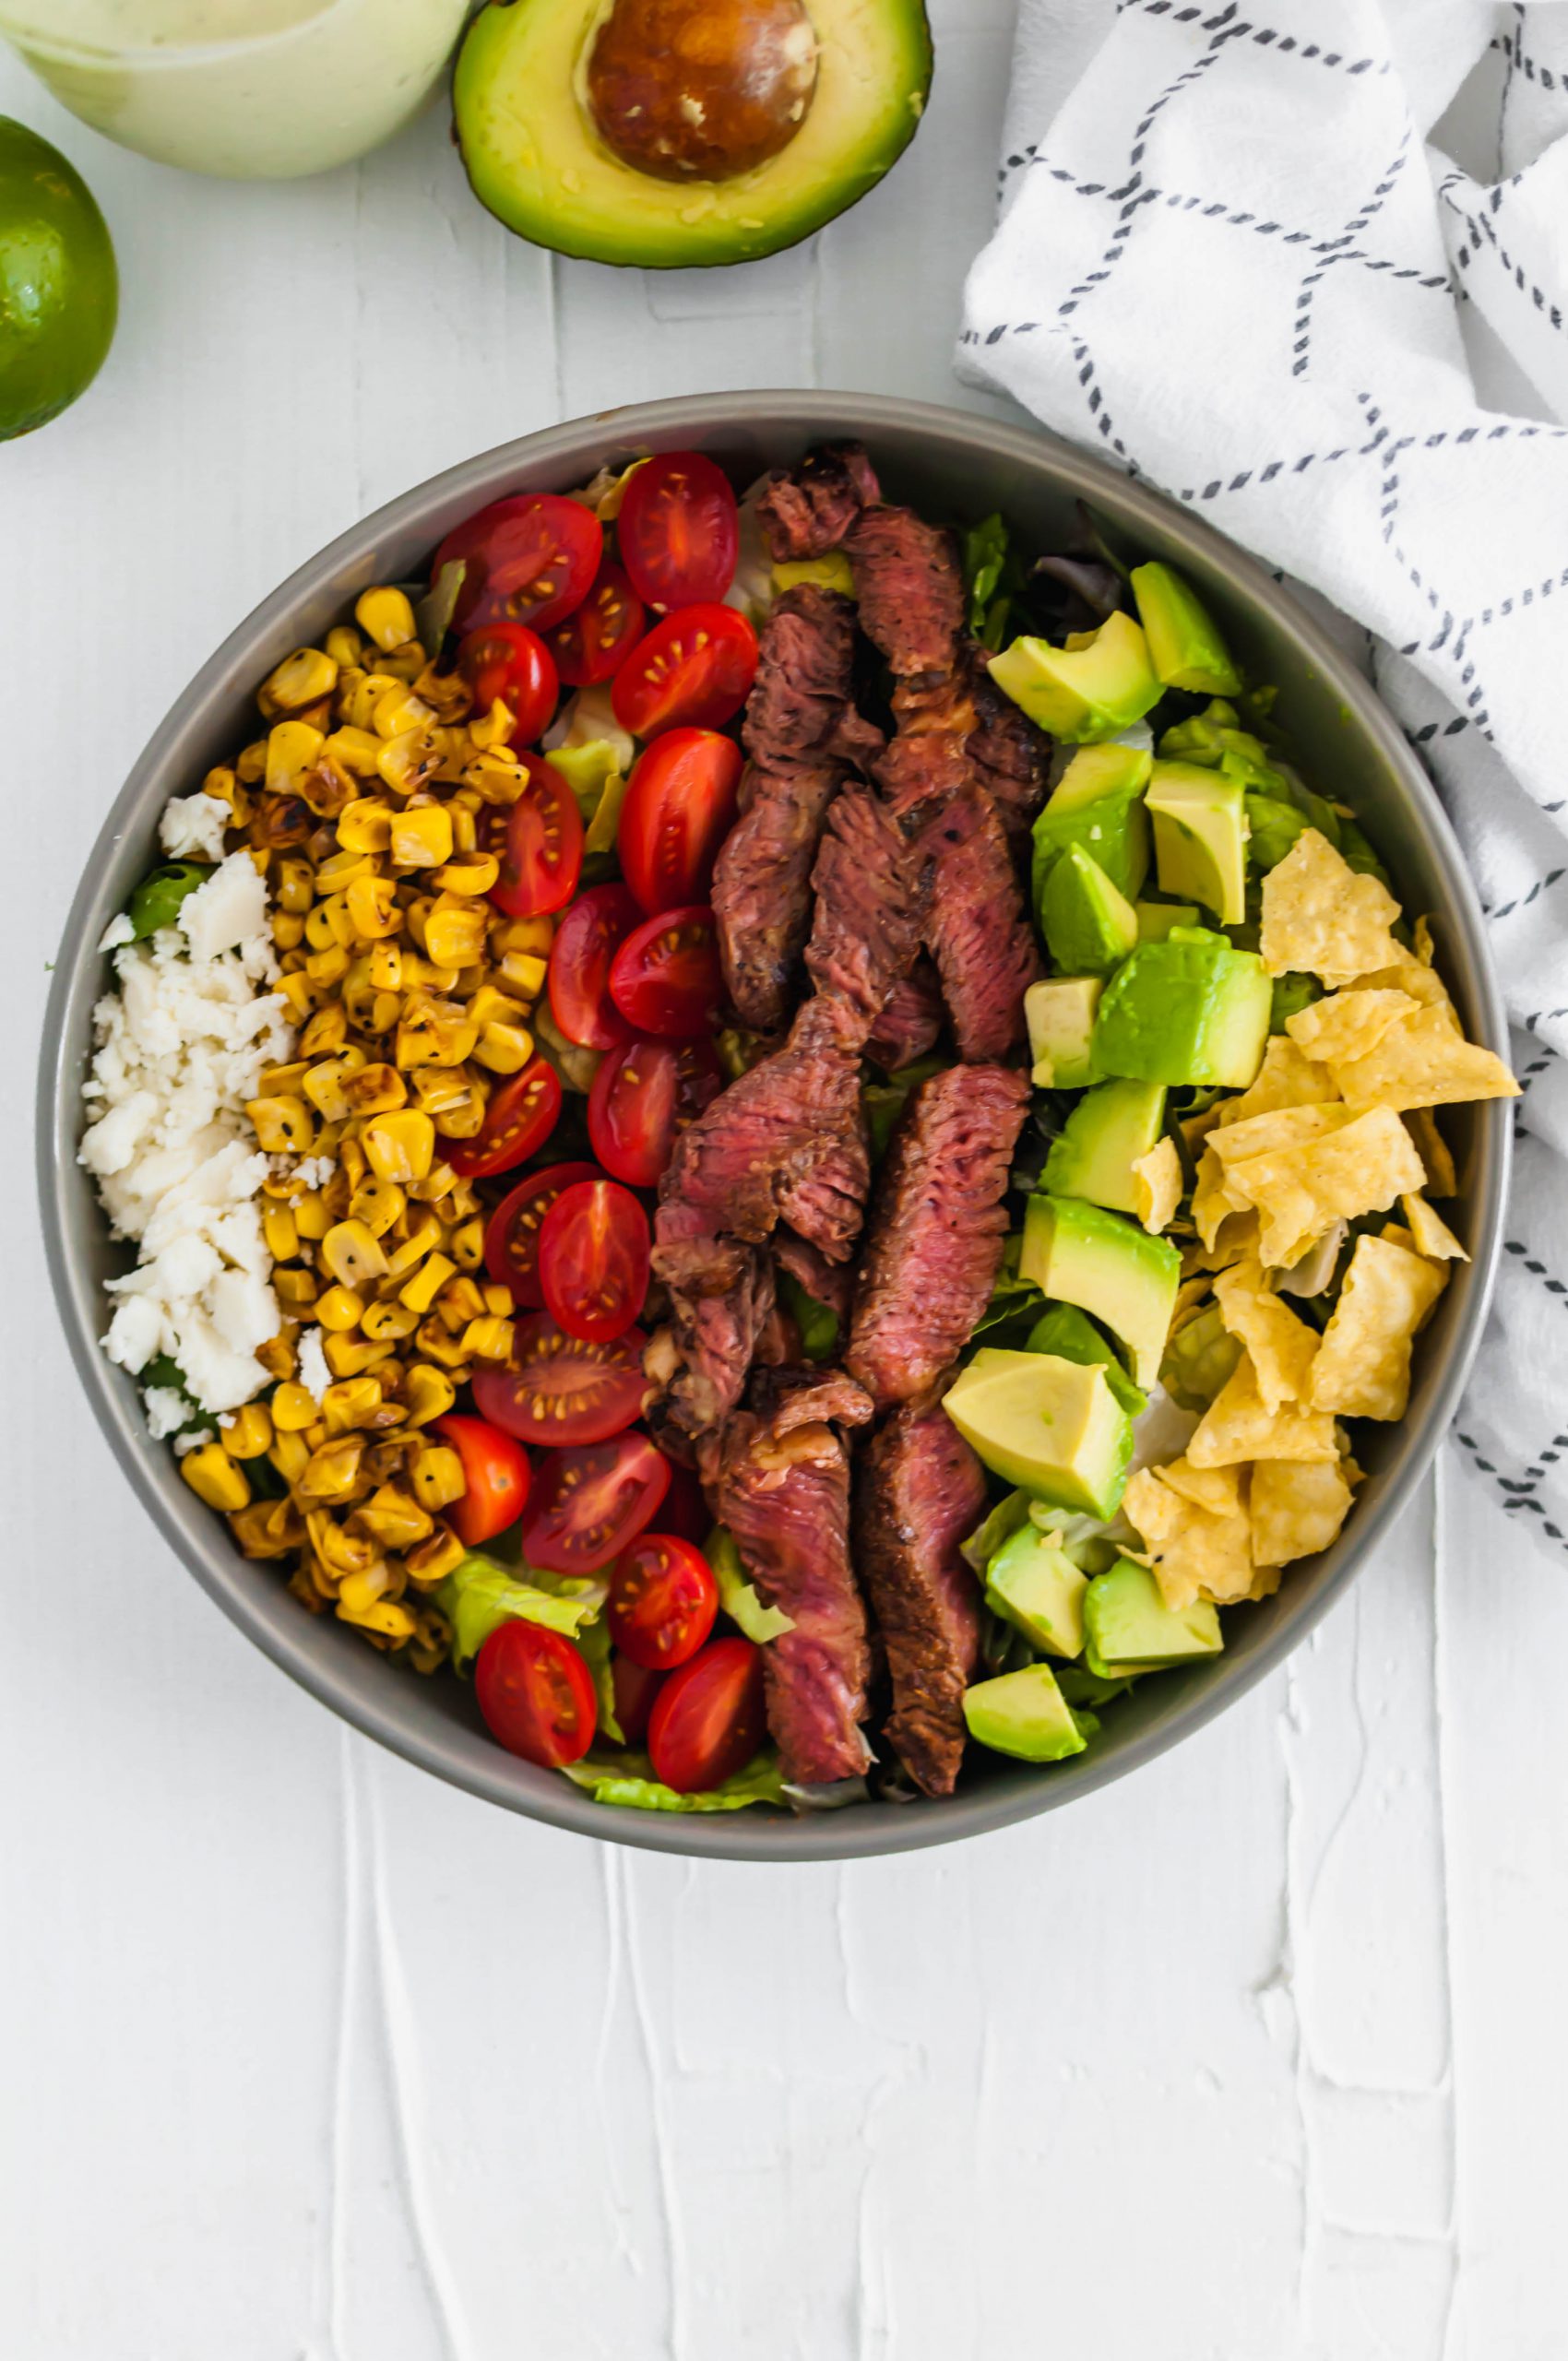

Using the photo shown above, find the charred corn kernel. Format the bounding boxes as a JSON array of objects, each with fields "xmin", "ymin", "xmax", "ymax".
[
  {"xmin": 344, "ymin": 872, "xmax": 400, "ymax": 940},
  {"xmin": 299, "ymin": 753, "xmax": 356, "ymax": 822},
  {"xmin": 362, "ymin": 1299, "xmax": 421, "ymax": 1345},
  {"xmin": 356, "ymin": 586, "xmax": 418, "ymax": 653},
  {"xmin": 399, "ymin": 1251, "xmax": 456, "ymax": 1315},
  {"xmin": 272, "ymin": 1382, "xmax": 319, "ymax": 1432},
  {"xmin": 315, "ymin": 845, "xmax": 375, "ymax": 895},
  {"xmin": 276, "ymin": 970, "xmax": 319, "ymax": 1024},
  {"xmin": 397, "ymin": 998, "xmax": 478, "ymax": 1070},
  {"xmin": 339, "ymin": 670, "xmax": 398, "ymax": 729},
  {"xmin": 303, "ymin": 897, "xmax": 339, "ymax": 952},
  {"xmin": 267, "ymin": 1431, "xmax": 312, "ymax": 1489},
  {"xmin": 323, "ymin": 1330, "xmax": 396, "ymax": 1379},
  {"xmin": 325, "ymin": 623, "xmax": 363, "ymax": 669},
  {"xmin": 343, "ymin": 1063, "xmax": 407, "ymax": 1119},
  {"xmin": 451, "ymin": 1218, "xmax": 487, "ymax": 1275},
  {"xmin": 259, "ymin": 1057, "xmax": 311, "ymax": 1097},
  {"xmin": 363, "ymin": 944, "xmax": 400, "ymax": 998},
  {"xmin": 327, "ymin": 894, "xmax": 360, "ymax": 949},
  {"xmin": 203, "ymin": 761, "xmax": 241, "ymax": 807},
  {"xmin": 491, "ymin": 912, "xmax": 555, "ymax": 957},
  {"xmin": 431, "ymin": 1080, "xmax": 488, "ymax": 1139},
  {"xmin": 449, "ymin": 801, "xmax": 481, "ymax": 854},
  {"xmin": 295, "ymin": 1006, "xmax": 344, "ymax": 1063},
  {"xmin": 305, "ymin": 942, "xmax": 350, "ymax": 988},
  {"xmin": 468, "ymin": 697, "xmax": 516, "ymax": 752},
  {"xmin": 386, "ymin": 1212, "xmax": 442, "ymax": 1276},
  {"xmin": 496, "ymin": 950, "xmax": 549, "ymax": 999},
  {"xmin": 463, "ymin": 984, "xmax": 520, "ymax": 1031},
  {"xmin": 373, "ymin": 682, "xmax": 434, "ymax": 740},
  {"xmin": 183, "ymin": 1442, "xmax": 251, "ymax": 1513},
  {"xmin": 322, "ymin": 1218, "xmax": 389, "ymax": 1290},
  {"xmin": 465, "ymin": 749, "xmax": 527, "ymax": 804},
  {"xmin": 349, "ymin": 1177, "xmax": 405, "ymax": 1237},
  {"xmin": 474, "ymin": 1021, "xmax": 534, "ymax": 1075},
  {"xmin": 355, "ymin": 1485, "xmax": 434, "ymax": 1551},
  {"xmin": 236, "ymin": 738, "xmax": 268, "ymax": 785},
  {"xmin": 406, "ymin": 1524, "xmax": 466, "ymax": 1584},
  {"xmin": 266, "ymin": 719, "xmax": 326, "ymax": 797},
  {"xmin": 322, "ymin": 1376, "xmax": 383, "ymax": 1433},
  {"xmin": 336, "ymin": 1560, "xmax": 390, "ymax": 1614},
  {"xmin": 432, "ymin": 852, "xmax": 500, "ymax": 897},
  {"xmin": 222, "ymin": 1403, "xmax": 274, "ymax": 1459},
  {"xmin": 308, "ymin": 1510, "xmax": 381, "ymax": 1581},
  {"xmin": 294, "ymin": 1191, "xmax": 331, "ymax": 1242},
  {"xmin": 337, "ymin": 798, "xmax": 395, "ymax": 857},
  {"xmin": 378, "ymin": 727, "xmax": 445, "ymax": 798},
  {"xmin": 410, "ymin": 1443, "xmax": 467, "ymax": 1513},
  {"xmin": 424, "ymin": 894, "xmax": 490, "ymax": 969},
  {"xmin": 463, "ymin": 1315, "xmax": 515, "ymax": 1362},
  {"xmin": 413, "ymin": 661, "xmax": 475, "ymax": 724},
  {"xmin": 271, "ymin": 910, "xmax": 305, "ymax": 952},
  {"xmin": 438, "ymin": 1275, "xmax": 487, "ymax": 1328},
  {"xmin": 230, "ymin": 1500, "xmax": 302, "ymax": 1560},
  {"xmin": 274, "ymin": 1266, "xmax": 318, "ymax": 1311},
  {"xmin": 262, "ymin": 1204, "xmax": 301, "ymax": 1263},
  {"xmin": 338, "ymin": 1135, "xmax": 368, "ymax": 1192},
  {"xmin": 256, "ymin": 1331, "xmax": 298, "ymax": 1383},
  {"xmin": 299, "ymin": 1435, "xmax": 367, "ymax": 1505},
  {"xmin": 344, "ymin": 977, "xmax": 402, "ymax": 1037},
  {"xmin": 247, "ymin": 1096, "xmax": 315, "ymax": 1156},
  {"xmin": 321, "ymin": 1169, "xmax": 353, "ymax": 1222},
  {"xmin": 315, "ymin": 1284, "xmax": 365, "ymax": 1334},
  {"xmin": 261, "ymin": 647, "xmax": 338, "ymax": 718},
  {"xmin": 414, "ymin": 1318, "xmax": 471, "ymax": 1374},
  {"xmin": 381, "ymin": 639, "xmax": 428, "ymax": 684},
  {"xmin": 303, "ymin": 1052, "xmax": 366, "ymax": 1123},
  {"xmin": 481, "ymin": 1281, "xmax": 516, "ymax": 1318},
  {"xmin": 338, "ymin": 1593, "xmax": 417, "ymax": 1642},
  {"xmin": 363, "ymin": 1110, "xmax": 435, "ymax": 1186},
  {"xmin": 389, "ymin": 801, "xmax": 453, "ymax": 870},
  {"xmin": 401, "ymin": 1365, "xmax": 456, "ymax": 1426},
  {"xmin": 410, "ymin": 1067, "xmax": 472, "ymax": 1119},
  {"xmin": 327, "ymin": 729, "xmax": 386, "ymax": 784},
  {"xmin": 274, "ymin": 856, "xmax": 315, "ymax": 916},
  {"xmin": 409, "ymin": 1161, "xmax": 459, "ymax": 1206}
]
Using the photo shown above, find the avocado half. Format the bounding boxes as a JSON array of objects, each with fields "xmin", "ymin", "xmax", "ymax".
[{"xmin": 454, "ymin": 0, "xmax": 934, "ymax": 268}]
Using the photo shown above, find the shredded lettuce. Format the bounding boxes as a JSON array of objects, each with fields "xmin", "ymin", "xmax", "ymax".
[
  {"xmin": 778, "ymin": 1270, "xmax": 839, "ymax": 1364},
  {"xmin": 562, "ymin": 1750, "xmax": 788, "ymax": 1813},
  {"xmin": 531, "ymin": 999, "xmax": 602, "ymax": 1094},
  {"xmin": 706, "ymin": 1526, "xmax": 793, "ymax": 1643},
  {"xmin": 1158, "ymin": 1303, "xmax": 1242, "ymax": 1413},
  {"xmin": 436, "ymin": 1552, "xmax": 606, "ymax": 1673},
  {"xmin": 863, "ymin": 1055, "xmax": 944, "ymax": 1159},
  {"xmin": 970, "ymin": 1245, "xmax": 1048, "ymax": 1350},
  {"xmin": 960, "ymin": 1488, "xmax": 1033, "ymax": 1576},
  {"xmin": 545, "ymin": 740, "xmax": 629, "ymax": 873},
  {"xmin": 963, "ymin": 512, "xmax": 1011, "ymax": 642}
]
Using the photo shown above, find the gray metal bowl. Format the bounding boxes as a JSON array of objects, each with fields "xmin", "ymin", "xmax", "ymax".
[{"xmin": 37, "ymin": 391, "xmax": 1509, "ymax": 1860}]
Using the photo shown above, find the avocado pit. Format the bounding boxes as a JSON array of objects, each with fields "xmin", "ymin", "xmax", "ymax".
[{"xmin": 586, "ymin": 0, "xmax": 820, "ymax": 184}]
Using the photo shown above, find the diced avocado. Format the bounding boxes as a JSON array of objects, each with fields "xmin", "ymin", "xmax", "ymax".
[
  {"xmin": 963, "ymin": 1662, "xmax": 1088, "ymax": 1762},
  {"xmin": 1135, "ymin": 900, "xmax": 1200, "ymax": 943},
  {"xmin": 1130, "ymin": 561, "xmax": 1243, "ymax": 696},
  {"xmin": 1146, "ymin": 760, "xmax": 1248, "ymax": 926},
  {"xmin": 1092, "ymin": 929, "xmax": 1272, "ymax": 1090},
  {"xmin": 1043, "ymin": 1078, "xmax": 1169, "ymax": 1216},
  {"xmin": 944, "ymin": 1348, "xmax": 1134, "ymax": 1521},
  {"xmin": 1244, "ymin": 789, "xmax": 1310, "ymax": 872},
  {"xmin": 1039, "ymin": 846, "xmax": 1139, "ymax": 977},
  {"xmin": 454, "ymin": 0, "xmax": 934, "ymax": 269},
  {"xmin": 772, "ymin": 552, "xmax": 857, "ymax": 599},
  {"xmin": 990, "ymin": 611, "xmax": 1161, "ymax": 744},
  {"xmin": 985, "ymin": 1525, "xmax": 1088, "ymax": 1657},
  {"xmin": 1083, "ymin": 1555, "xmax": 1223, "ymax": 1672},
  {"xmin": 1024, "ymin": 1305, "xmax": 1147, "ymax": 1418},
  {"xmin": 1026, "ymin": 976, "xmax": 1102, "ymax": 1090},
  {"xmin": 1031, "ymin": 745, "xmax": 1151, "ymax": 905},
  {"xmin": 1269, "ymin": 971, "xmax": 1322, "ymax": 1033},
  {"xmin": 1019, "ymin": 1195, "xmax": 1181, "ymax": 1389}
]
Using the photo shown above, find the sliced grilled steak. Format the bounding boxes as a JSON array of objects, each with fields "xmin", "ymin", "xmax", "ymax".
[
  {"xmin": 845, "ymin": 505, "xmax": 965, "ymax": 677},
  {"xmin": 755, "ymin": 443, "xmax": 881, "ymax": 561},
  {"xmin": 847, "ymin": 1062, "xmax": 1030, "ymax": 1408},
  {"xmin": 921, "ymin": 786, "xmax": 1042, "ymax": 1060},
  {"xmin": 804, "ymin": 785, "xmax": 932, "ymax": 1052},
  {"xmin": 965, "ymin": 644, "xmax": 1051, "ymax": 852},
  {"xmin": 865, "ymin": 957, "xmax": 945, "ymax": 1072},
  {"xmin": 715, "ymin": 1369, "xmax": 875, "ymax": 1784},
  {"xmin": 645, "ymin": 1233, "xmax": 776, "ymax": 1453},
  {"xmin": 742, "ymin": 586, "xmax": 871, "ymax": 767},
  {"xmin": 856, "ymin": 1398, "xmax": 989, "ymax": 1796}
]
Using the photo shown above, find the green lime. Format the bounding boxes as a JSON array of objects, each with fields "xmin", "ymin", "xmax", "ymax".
[{"xmin": 0, "ymin": 117, "xmax": 117, "ymax": 442}]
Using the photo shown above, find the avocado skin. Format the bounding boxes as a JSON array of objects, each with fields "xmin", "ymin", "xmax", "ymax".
[
  {"xmin": 963, "ymin": 1663, "xmax": 1088, "ymax": 1762},
  {"xmin": 454, "ymin": 0, "xmax": 934, "ymax": 268},
  {"xmin": 1092, "ymin": 930, "xmax": 1272, "ymax": 1090}
]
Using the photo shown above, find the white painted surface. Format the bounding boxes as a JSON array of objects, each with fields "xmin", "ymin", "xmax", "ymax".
[{"xmin": 4, "ymin": 14, "xmax": 1557, "ymax": 2356}]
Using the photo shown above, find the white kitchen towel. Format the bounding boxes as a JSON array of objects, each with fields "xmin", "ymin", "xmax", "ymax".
[{"xmin": 959, "ymin": 0, "xmax": 1568, "ymax": 1555}]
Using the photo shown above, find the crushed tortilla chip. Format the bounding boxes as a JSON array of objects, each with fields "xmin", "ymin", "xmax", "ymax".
[
  {"xmin": 1348, "ymin": 952, "xmax": 1455, "ymax": 1014},
  {"xmin": 1413, "ymin": 914, "xmax": 1438, "ymax": 967},
  {"xmin": 1329, "ymin": 1001, "xmax": 1519, "ymax": 1112},
  {"xmin": 1123, "ymin": 1464, "xmax": 1254, "ymax": 1609},
  {"xmin": 1131, "ymin": 1135, "xmax": 1182, "ymax": 1234},
  {"xmin": 1169, "ymin": 1275, "xmax": 1215, "ymax": 1335},
  {"xmin": 1213, "ymin": 1257, "xmax": 1320, "ymax": 1410},
  {"xmin": 1208, "ymin": 1101, "xmax": 1355, "ymax": 1172},
  {"xmin": 1308, "ymin": 1234, "xmax": 1450, "ymax": 1420},
  {"xmin": 1401, "ymin": 1192, "xmax": 1469, "ymax": 1262},
  {"xmin": 1260, "ymin": 827, "xmax": 1405, "ymax": 985},
  {"xmin": 1181, "ymin": 1103, "xmax": 1226, "ymax": 1155},
  {"xmin": 1192, "ymin": 1144, "xmax": 1243, "ymax": 1250},
  {"xmin": 1251, "ymin": 1457, "xmax": 1357, "ymax": 1568},
  {"xmin": 1405, "ymin": 1105, "xmax": 1457, "ymax": 1197},
  {"xmin": 1188, "ymin": 1350, "xmax": 1339, "ymax": 1465},
  {"xmin": 1218, "ymin": 1105, "xmax": 1427, "ymax": 1266},
  {"xmin": 1182, "ymin": 1213, "xmax": 1260, "ymax": 1273},
  {"xmin": 1158, "ymin": 1455, "xmax": 1243, "ymax": 1516},
  {"xmin": 1286, "ymin": 988, "xmax": 1416, "ymax": 1067},
  {"xmin": 1214, "ymin": 1035, "xmax": 1340, "ymax": 1130}
]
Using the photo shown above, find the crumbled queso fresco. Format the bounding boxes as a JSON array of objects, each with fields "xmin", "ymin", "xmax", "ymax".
[{"xmin": 80, "ymin": 823, "xmax": 297, "ymax": 1418}]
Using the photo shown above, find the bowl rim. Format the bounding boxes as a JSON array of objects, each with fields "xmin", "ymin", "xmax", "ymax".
[{"xmin": 37, "ymin": 388, "xmax": 1510, "ymax": 1862}]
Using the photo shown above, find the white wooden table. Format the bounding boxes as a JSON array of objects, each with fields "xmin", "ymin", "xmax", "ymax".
[{"xmin": 7, "ymin": 14, "xmax": 1560, "ymax": 2356}]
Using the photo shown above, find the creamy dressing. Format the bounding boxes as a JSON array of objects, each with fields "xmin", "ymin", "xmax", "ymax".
[{"xmin": 0, "ymin": 0, "xmax": 470, "ymax": 179}]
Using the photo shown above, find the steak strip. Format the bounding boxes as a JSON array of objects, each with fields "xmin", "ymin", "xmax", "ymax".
[
  {"xmin": 755, "ymin": 443, "xmax": 881, "ymax": 561},
  {"xmin": 714, "ymin": 1368, "xmax": 876, "ymax": 1785},
  {"xmin": 855, "ymin": 1397, "xmax": 989, "ymax": 1797},
  {"xmin": 918, "ymin": 787, "xmax": 1042, "ymax": 1060},
  {"xmin": 847, "ymin": 1062, "xmax": 1030, "ymax": 1409},
  {"xmin": 803, "ymin": 785, "xmax": 932, "ymax": 1053}
]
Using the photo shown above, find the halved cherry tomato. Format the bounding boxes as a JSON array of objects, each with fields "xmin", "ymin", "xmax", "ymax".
[
  {"xmin": 611, "ymin": 1655, "xmax": 664, "ymax": 1748},
  {"xmin": 548, "ymin": 881, "xmax": 641, "ymax": 1050},
  {"xmin": 472, "ymin": 1313, "xmax": 647, "ymax": 1447},
  {"xmin": 543, "ymin": 558, "xmax": 645, "ymax": 686},
  {"xmin": 647, "ymin": 1636, "xmax": 766, "ymax": 1792},
  {"xmin": 484, "ymin": 1160, "xmax": 600, "ymax": 1307},
  {"xmin": 612, "ymin": 602, "xmax": 758, "ymax": 737},
  {"xmin": 618, "ymin": 729, "xmax": 743, "ymax": 915},
  {"xmin": 609, "ymin": 1533, "xmax": 719, "ymax": 1670},
  {"xmin": 609, "ymin": 905, "xmax": 722, "ymax": 1040},
  {"xmin": 430, "ymin": 1413, "xmax": 531, "ymax": 1548},
  {"xmin": 617, "ymin": 452, "xmax": 740, "ymax": 611},
  {"xmin": 446, "ymin": 1055, "xmax": 562, "ymax": 1180},
  {"xmin": 489, "ymin": 753, "xmax": 584, "ymax": 918},
  {"xmin": 475, "ymin": 1620, "xmax": 597, "ymax": 1768},
  {"xmin": 538, "ymin": 1178, "xmax": 650, "ymax": 1343},
  {"xmin": 587, "ymin": 1034, "xmax": 721, "ymax": 1188},
  {"xmin": 456, "ymin": 622, "xmax": 559, "ymax": 746},
  {"xmin": 434, "ymin": 493, "xmax": 601, "ymax": 636},
  {"xmin": 657, "ymin": 1461, "xmax": 711, "ymax": 1547},
  {"xmin": 519, "ymin": 1432, "xmax": 670, "ymax": 1573}
]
